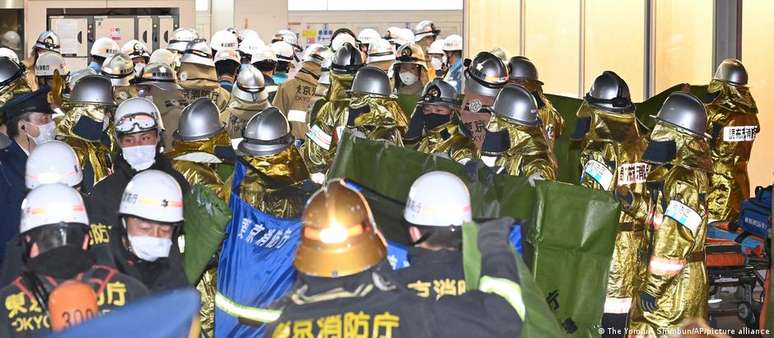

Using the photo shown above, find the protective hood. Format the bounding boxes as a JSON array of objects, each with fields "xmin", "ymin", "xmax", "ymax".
[
  {"xmin": 293, "ymin": 61, "xmax": 322, "ymax": 85},
  {"xmin": 241, "ymin": 146, "xmax": 310, "ymax": 185},
  {"xmin": 0, "ymin": 76, "xmax": 32, "ymax": 107},
  {"xmin": 167, "ymin": 129, "xmax": 233, "ymax": 161},
  {"xmin": 58, "ymin": 102, "xmax": 111, "ymax": 142},
  {"xmin": 645, "ymin": 122, "xmax": 711, "ymax": 172},
  {"xmin": 224, "ymin": 95, "xmax": 270, "ymax": 121},
  {"xmin": 482, "ymin": 114, "xmax": 557, "ymax": 178},
  {"xmin": 347, "ymin": 94, "xmax": 409, "ymax": 135},
  {"xmin": 326, "ymin": 72, "xmax": 354, "ymax": 102},
  {"xmin": 706, "ymin": 79, "xmax": 757, "ymax": 114},
  {"xmin": 579, "ymin": 106, "xmax": 641, "ymax": 144}
]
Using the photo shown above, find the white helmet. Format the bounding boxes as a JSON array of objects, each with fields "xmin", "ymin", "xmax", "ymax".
[
  {"xmin": 250, "ymin": 45, "xmax": 277, "ymax": 64},
  {"xmin": 428, "ymin": 39, "xmax": 445, "ymax": 55},
  {"xmin": 271, "ymin": 29, "xmax": 299, "ymax": 50},
  {"xmin": 0, "ymin": 47, "xmax": 19, "ymax": 64},
  {"xmin": 2, "ymin": 31, "xmax": 21, "ymax": 51},
  {"xmin": 149, "ymin": 48, "xmax": 176, "ymax": 67},
  {"xmin": 239, "ymin": 29, "xmax": 260, "ymax": 43},
  {"xmin": 114, "ymin": 97, "xmax": 161, "ymax": 136},
  {"xmin": 413, "ymin": 20, "xmax": 440, "ymax": 42},
  {"xmin": 35, "ymin": 51, "xmax": 69, "ymax": 77},
  {"xmin": 119, "ymin": 170, "xmax": 183, "ymax": 223},
  {"xmin": 34, "ymin": 31, "xmax": 61, "ymax": 53},
  {"xmin": 26, "ymin": 141, "xmax": 83, "ymax": 189},
  {"xmin": 358, "ymin": 28, "xmax": 381, "ymax": 47},
  {"xmin": 20, "ymin": 184, "xmax": 89, "ymax": 234},
  {"xmin": 302, "ymin": 44, "xmax": 332, "ymax": 65},
  {"xmin": 214, "ymin": 49, "xmax": 241, "ymax": 64},
  {"xmin": 122, "ymin": 40, "xmax": 150, "ymax": 60},
  {"xmin": 443, "ymin": 34, "xmax": 463, "ymax": 52},
  {"xmin": 392, "ymin": 29, "xmax": 415, "ymax": 48},
  {"xmin": 331, "ymin": 32, "xmax": 357, "ymax": 52},
  {"xmin": 91, "ymin": 37, "xmax": 120, "ymax": 59},
  {"xmin": 404, "ymin": 171, "xmax": 472, "ymax": 227},
  {"xmin": 210, "ymin": 29, "xmax": 239, "ymax": 52},
  {"xmin": 271, "ymin": 41, "xmax": 295, "ymax": 62},
  {"xmin": 102, "ymin": 53, "xmax": 135, "ymax": 86},
  {"xmin": 238, "ymin": 35, "xmax": 266, "ymax": 57},
  {"xmin": 367, "ymin": 39, "xmax": 396, "ymax": 64},
  {"xmin": 168, "ymin": 28, "xmax": 199, "ymax": 53}
]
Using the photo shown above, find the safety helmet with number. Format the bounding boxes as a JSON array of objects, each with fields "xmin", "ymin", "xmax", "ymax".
[
  {"xmin": 295, "ymin": 180, "xmax": 386, "ymax": 277},
  {"xmin": 114, "ymin": 97, "xmax": 161, "ymax": 137},
  {"xmin": 464, "ymin": 51, "xmax": 508, "ymax": 97},
  {"xmin": 442, "ymin": 34, "xmax": 463, "ymax": 52},
  {"xmin": 508, "ymin": 56, "xmax": 541, "ymax": 85},
  {"xmin": 366, "ymin": 39, "xmax": 396, "ymax": 64},
  {"xmin": 122, "ymin": 40, "xmax": 150, "ymax": 61},
  {"xmin": 404, "ymin": 171, "xmax": 471, "ymax": 227},
  {"xmin": 396, "ymin": 43, "xmax": 427, "ymax": 69},
  {"xmin": 232, "ymin": 64, "xmax": 267, "ymax": 102},
  {"xmin": 238, "ymin": 107, "xmax": 293, "ymax": 156},
  {"xmin": 168, "ymin": 28, "xmax": 199, "ymax": 53},
  {"xmin": 90, "ymin": 37, "xmax": 120, "ymax": 59},
  {"xmin": 421, "ymin": 79, "xmax": 458, "ymax": 108},
  {"xmin": 35, "ymin": 51, "xmax": 69, "ymax": 77},
  {"xmin": 69, "ymin": 75, "xmax": 114, "ymax": 106},
  {"xmin": 34, "ymin": 31, "xmax": 61, "ymax": 53},
  {"xmin": 174, "ymin": 98, "xmax": 223, "ymax": 141},
  {"xmin": 271, "ymin": 41, "xmax": 295, "ymax": 63},
  {"xmin": 0, "ymin": 48, "xmax": 19, "ymax": 65},
  {"xmin": 102, "ymin": 53, "xmax": 135, "ymax": 86},
  {"xmin": 585, "ymin": 71, "xmax": 634, "ymax": 113},
  {"xmin": 654, "ymin": 92, "xmax": 708, "ymax": 138},
  {"xmin": 351, "ymin": 66, "xmax": 391, "ymax": 97},
  {"xmin": 358, "ymin": 28, "xmax": 381, "ymax": 48},
  {"xmin": 21, "ymin": 184, "xmax": 88, "ymax": 234},
  {"xmin": 238, "ymin": 35, "xmax": 266, "ymax": 58},
  {"xmin": 120, "ymin": 170, "xmax": 184, "ymax": 224},
  {"xmin": 211, "ymin": 30, "xmax": 239, "ymax": 52},
  {"xmin": 181, "ymin": 39, "xmax": 214, "ymax": 67},
  {"xmin": 0, "ymin": 56, "xmax": 23, "ymax": 86},
  {"xmin": 490, "ymin": 84, "xmax": 540, "ymax": 126},
  {"xmin": 26, "ymin": 141, "xmax": 83, "ymax": 189},
  {"xmin": 331, "ymin": 42, "xmax": 364, "ymax": 75},
  {"xmin": 139, "ymin": 62, "xmax": 181, "ymax": 91},
  {"xmin": 713, "ymin": 58, "xmax": 748, "ymax": 86},
  {"xmin": 414, "ymin": 20, "xmax": 440, "ymax": 42},
  {"xmin": 302, "ymin": 44, "xmax": 332, "ymax": 65}
]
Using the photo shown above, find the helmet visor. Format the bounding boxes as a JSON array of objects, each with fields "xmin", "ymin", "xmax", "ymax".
[{"xmin": 116, "ymin": 113, "xmax": 158, "ymax": 134}]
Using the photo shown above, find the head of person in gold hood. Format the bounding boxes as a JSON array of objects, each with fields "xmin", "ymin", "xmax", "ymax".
[
  {"xmin": 345, "ymin": 66, "xmax": 408, "ymax": 145},
  {"xmin": 224, "ymin": 107, "xmax": 312, "ymax": 218},
  {"xmin": 479, "ymin": 84, "xmax": 557, "ymax": 181},
  {"xmin": 507, "ymin": 56, "xmax": 564, "ymax": 147},
  {"xmin": 393, "ymin": 43, "xmax": 429, "ymax": 97},
  {"xmin": 0, "ymin": 56, "xmax": 32, "ymax": 113}
]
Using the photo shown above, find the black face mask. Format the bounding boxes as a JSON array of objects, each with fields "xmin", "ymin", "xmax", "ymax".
[
  {"xmin": 72, "ymin": 115, "xmax": 105, "ymax": 141},
  {"xmin": 214, "ymin": 145, "xmax": 237, "ymax": 163},
  {"xmin": 571, "ymin": 116, "xmax": 591, "ymax": 140},
  {"xmin": 425, "ymin": 113, "xmax": 451, "ymax": 130},
  {"xmin": 481, "ymin": 129, "xmax": 510, "ymax": 155},
  {"xmin": 346, "ymin": 104, "xmax": 371, "ymax": 127},
  {"xmin": 26, "ymin": 245, "xmax": 94, "ymax": 279},
  {"xmin": 642, "ymin": 139, "xmax": 677, "ymax": 164}
]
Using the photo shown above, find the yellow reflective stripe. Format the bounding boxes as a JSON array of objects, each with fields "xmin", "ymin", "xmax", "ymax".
[
  {"xmin": 479, "ymin": 276, "xmax": 526, "ymax": 320},
  {"xmin": 215, "ymin": 292, "xmax": 281, "ymax": 323}
]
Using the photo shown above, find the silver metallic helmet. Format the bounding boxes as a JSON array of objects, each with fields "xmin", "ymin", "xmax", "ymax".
[
  {"xmin": 232, "ymin": 64, "xmax": 267, "ymax": 102},
  {"xmin": 507, "ymin": 56, "xmax": 541, "ymax": 84},
  {"xmin": 302, "ymin": 43, "xmax": 333, "ymax": 65},
  {"xmin": 421, "ymin": 79, "xmax": 458, "ymax": 108},
  {"xmin": 180, "ymin": 39, "xmax": 214, "ymax": 67},
  {"xmin": 174, "ymin": 98, "xmax": 224, "ymax": 141},
  {"xmin": 68, "ymin": 75, "xmax": 114, "ymax": 106},
  {"xmin": 351, "ymin": 66, "xmax": 391, "ymax": 97},
  {"xmin": 654, "ymin": 92, "xmax": 708, "ymax": 138},
  {"xmin": 464, "ymin": 51, "xmax": 508, "ymax": 97},
  {"xmin": 713, "ymin": 58, "xmax": 748, "ymax": 86},
  {"xmin": 490, "ymin": 84, "xmax": 540, "ymax": 126},
  {"xmin": 0, "ymin": 56, "xmax": 24, "ymax": 86},
  {"xmin": 138, "ymin": 62, "xmax": 181, "ymax": 91},
  {"xmin": 238, "ymin": 107, "xmax": 293, "ymax": 156},
  {"xmin": 585, "ymin": 70, "xmax": 634, "ymax": 113},
  {"xmin": 34, "ymin": 31, "xmax": 60, "ymax": 53},
  {"xmin": 168, "ymin": 28, "xmax": 199, "ymax": 53},
  {"xmin": 68, "ymin": 67, "xmax": 98, "ymax": 91},
  {"xmin": 102, "ymin": 53, "xmax": 135, "ymax": 86},
  {"xmin": 331, "ymin": 42, "xmax": 364, "ymax": 75}
]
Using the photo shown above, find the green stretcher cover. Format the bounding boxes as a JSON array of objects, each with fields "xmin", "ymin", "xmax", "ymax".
[
  {"xmin": 182, "ymin": 184, "xmax": 231, "ymax": 284},
  {"xmin": 328, "ymin": 131, "xmax": 620, "ymax": 337}
]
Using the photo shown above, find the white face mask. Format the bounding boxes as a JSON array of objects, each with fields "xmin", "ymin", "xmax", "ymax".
[
  {"xmin": 431, "ymin": 57, "xmax": 445, "ymax": 71},
  {"xmin": 399, "ymin": 71, "xmax": 419, "ymax": 86},
  {"xmin": 122, "ymin": 144, "xmax": 157, "ymax": 171},
  {"xmin": 134, "ymin": 63, "xmax": 145, "ymax": 78},
  {"xmin": 28, "ymin": 121, "xmax": 56, "ymax": 144},
  {"xmin": 128, "ymin": 235, "xmax": 173, "ymax": 262}
]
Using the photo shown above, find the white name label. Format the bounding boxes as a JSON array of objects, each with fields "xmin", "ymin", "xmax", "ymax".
[
  {"xmin": 617, "ymin": 162, "xmax": 649, "ymax": 185},
  {"xmin": 287, "ymin": 109, "xmax": 308, "ymax": 123},
  {"xmin": 664, "ymin": 200, "xmax": 702, "ymax": 234},
  {"xmin": 306, "ymin": 125, "xmax": 332, "ymax": 150},
  {"xmin": 583, "ymin": 160, "xmax": 614, "ymax": 189},
  {"xmin": 723, "ymin": 126, "xmax": 758, "ymax": 142}
]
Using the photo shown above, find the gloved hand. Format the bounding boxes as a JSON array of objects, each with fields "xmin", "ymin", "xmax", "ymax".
[
  {"xmin": 478, "ymin": 217, "xmax": 516, "ymax": 245},
  {"xmin": 614, "ymin": 186, "xmax": 634, "ymax": 210},
  {"xmin": 527, "ymin": 173, "xmax": 544, "ymax": 187},
  {"xmin": 640, "ymin": 292, "xmax": 657, "ymax": 313}
]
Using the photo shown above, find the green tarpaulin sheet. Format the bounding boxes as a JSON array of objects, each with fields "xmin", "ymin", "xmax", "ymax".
[{"xmin": 182, "ymin": 184, "xmax": 231, "ymax": 284}]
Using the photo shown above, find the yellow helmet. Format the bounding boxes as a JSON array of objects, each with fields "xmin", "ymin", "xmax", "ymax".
[
  {"xmin": 395, "ymin": 43, "xmax": 427, "ymax": 69},
  {"xmin": 294, "ymin": 180, "xmax": 386, "ymax": 278}
]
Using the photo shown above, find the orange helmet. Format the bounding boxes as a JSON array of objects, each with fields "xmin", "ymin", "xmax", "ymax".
[
  {"xmin": 48, "ymin": 280, "xmax": 99, "ymax": 332},
  {"xmin": 294, "ymin": 180, "xmax": 386, "ymax": 278}
]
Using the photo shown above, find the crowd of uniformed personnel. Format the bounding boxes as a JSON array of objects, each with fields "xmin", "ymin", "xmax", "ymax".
[{"xmin": 0, "ymin": 18, "xmax": 761, "ymax": 338}]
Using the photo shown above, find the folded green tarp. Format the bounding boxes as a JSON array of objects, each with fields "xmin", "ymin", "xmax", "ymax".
[{"xmin": 182, "ymin": 184, "xmax": 232, "ymax": 284}]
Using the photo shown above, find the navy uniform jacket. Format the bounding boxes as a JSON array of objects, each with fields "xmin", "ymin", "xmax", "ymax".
[{"xmin": 0, "ymin": 142, "xmax": 27, "ymax": 266}]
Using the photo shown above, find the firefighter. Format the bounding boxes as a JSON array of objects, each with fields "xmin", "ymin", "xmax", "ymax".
[
  {"xmin": 0, "ymin": 56, "xmax": 33, "ymax": 107},
  {"xmin": 573, "ymin": 71, "xmax": 647, "ymax": 336},
  {"xmin": 33, "ymin": 52, "xmax": 69, "ymax": 89},
  {"xmin": 507, "ymin": 56, "xmax": 563, "ymax": 148},
  {"xmin": 23, "ymin": 31, "xmax": 60, "ymax": 90},
  {"xmin": 102, "ymin": 53, "xmax": 138, "ymax": 105},
  {"xmin": 365, "ymin": 38, "xmax": 397, "ymax": 81},
  {"xmin": 250, "ymin": 45, "xmax": 279, "ymax": 100},
  {"xmin": 393, "ymin": 43, "xmax": 429, "ymax": 97},
  {"xmin": 404, "ymin": 79, "xmax": 475, "ymax": 164},
  {"xmin": 271, "ymin": 41, "xmax": 295, "ymax": 86},
  {"xmin": 166, "ymin": 28, "xmax": 199, "ymax": 69},
  {"xmin": 121, "ymin": 40, "xmax": 150, "ymax": 77},
  {"xmin": 135, "ymin": 62, "xmax": 189, "ymax": 150},
  {"xmin": 413, "ymin": 20, "xmax": 440, "ymax": 78},
  {"xmin": 220, "ymin": 64, "xmax": 270, "ymax": 139},
  {"xmin": 238, "ymin": 33, "xmax": 265, "ymax": 65},
  {"xmin": 626, "ymin": 92, "xmax": 711, "ymax": 336},
  {"xmin": 214, "ymin": 49, "xmax": 241, "ymax": 92},
  {"xmin": 480, "ymin": 84, "xmax": 557, "ymax": 180},
  {"xmin": 459, "ymin": 51, "xmax": 509, "ymax": 148},
  {"xmin": 427, "ymin": 39, "xmax": 446, "ymax": 79},
  {"xmin": 442, "ymin": 34, "xmax": 464, "ymax": 93},
  {"xmin": 345, "ymin": 66, "xmax": 408, "ymax": 145},
  {"xmin": 88, "ymin": 37, "xmax": 120, "ymax": 73},
  {"xmin": 0, "ymin": 184, "xmax": 149, "ymax": 338},
  {"xmin": 177, "ymin": 39, "xmax": 230, "ymax": 110},
  {"xmin": 705, "ymin": 59, "xmax": 760, "ymax": 224}
]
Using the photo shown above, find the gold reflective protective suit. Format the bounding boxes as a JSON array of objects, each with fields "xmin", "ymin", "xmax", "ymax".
[
  {"xmin": 300, "ymin": 72, "xmax": 354, "ymax": 174},
  {"xmin": 415, "ymin": 119, "xmax": 477, "ymax": 164},
  {"xmin": 223, "ymin": 146, "xmax": 311, "ymax": 218},
  {"xmin": 220, "ymin": 95, "xmax": 270, "ymax": 139},
  {"xmin": 0, "ymin": 75, "xmax": 32, "ymax": 110},
  {"xmin": 272, "ymin": 62, "xmax": 320, "ymax": 141},
  {"xmin": 21, "ymin": 59, "xmax": 38, "ymax": 92},
  {"xmin": 177, "ymin": 63, "xmax": 231, "ymax": 111},
  {"xmin": 347, "ymin": 94, "xmax": 409, "ymax": 146},
  {"xmin": 56, "ymin": 103, "xmax": 114, "ymax": 187},
  {"xmin": 705, "ymin": 79, "xmax": 759, "ymax": 223},
  {"xmin": 627, "ymin": 122, "xmax": 711, "ymax": 337},
  {"xmin": 576, "ymin": 102, "xmax": 647, "ymax": 315},
  {"xmin": 517, "ymin": 80, "xmax": 564, "ymax": 148},
  {"xmin": 483, "ymin": 115, "xmax": 557, "ymax": 179},
  {"xmin": 113, "ymin": 85, "xmax": 139, "ymax": 105}
]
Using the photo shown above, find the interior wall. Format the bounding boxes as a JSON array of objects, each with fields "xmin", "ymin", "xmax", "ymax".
[
  {"xmin": 234, "ymin": 0, "xmax": 288, "ymax": 43},
  {"xmin": 463, "ymin": 0, "xmax": 519, "ymax": 60}
]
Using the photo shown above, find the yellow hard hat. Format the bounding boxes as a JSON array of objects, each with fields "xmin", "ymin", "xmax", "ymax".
[{"xmin": 294, "ymin": 180, "xmax": 386, "ymax": 278}]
